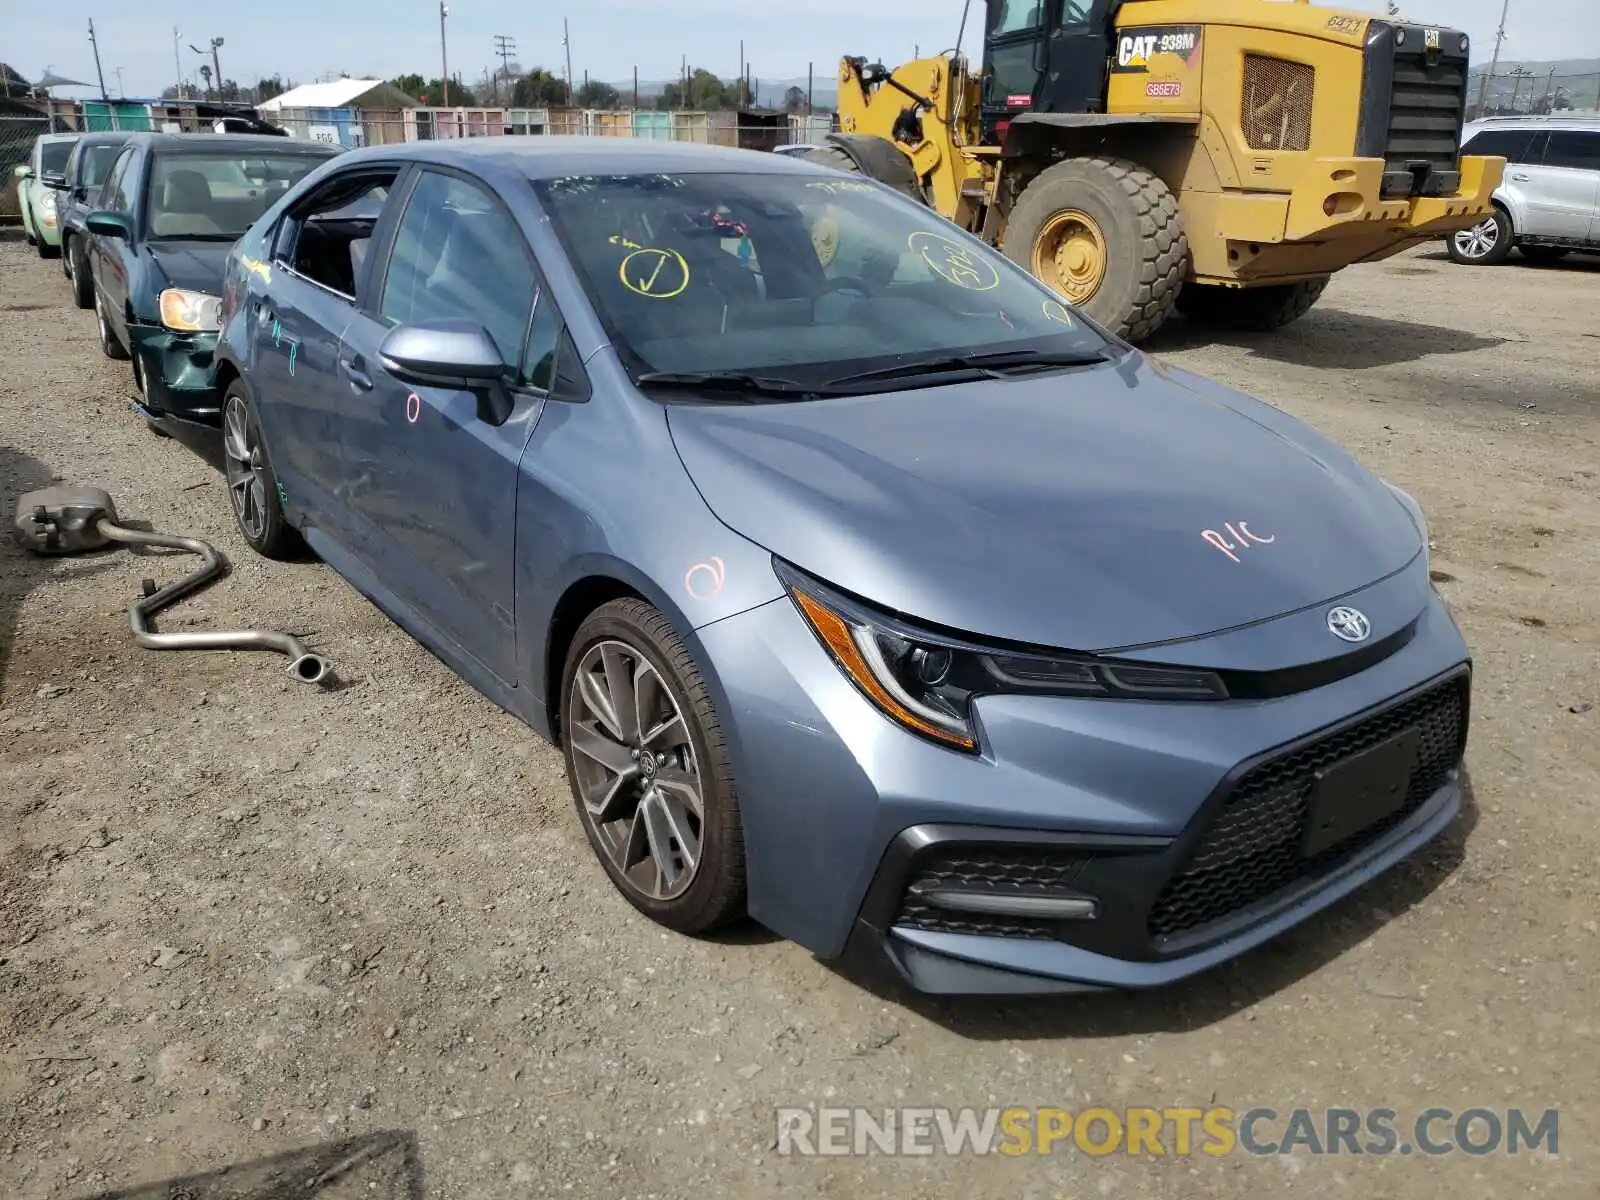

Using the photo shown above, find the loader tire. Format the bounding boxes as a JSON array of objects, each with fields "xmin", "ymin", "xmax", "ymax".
[
  {"xmin": 1002, "ymin": 156, "xmax": 1186, "ymax": 344},
  {"xmin": 803, "ymin": 143, "xmax": 924, "ymax": 205},
  {"xmin": 1177, "ymin": 278, "xmax": 1330, "ymax": 332}
]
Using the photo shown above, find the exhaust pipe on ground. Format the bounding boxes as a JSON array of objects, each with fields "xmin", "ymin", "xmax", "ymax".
[{"xmin": 12, "ymin": 484, "xmax": 336, "ymax": 686}]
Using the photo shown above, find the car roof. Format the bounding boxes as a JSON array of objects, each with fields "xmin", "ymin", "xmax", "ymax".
[
  {"xmin": 1466, "ymin": 114, "xmax": 1600, "ymax": 134},
  {"xmin": 329, "ymin": 135, "xmax": 841, "ymax": 181},
  {"xmin": 38, "ymin": 132, "xmax": 79, "ymax": 142},
  {"xmin": 116, "ymin": 132, "xmax": 339, "ymax": 155}
]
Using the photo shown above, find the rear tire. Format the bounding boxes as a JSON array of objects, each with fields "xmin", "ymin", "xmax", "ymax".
[
  {"xmin": 222, "ymin": 383, "xmax": 305, "ymax": 560},
  {"xmin": 1002, "ymin": 156, "xmax": 1187, "ymax": 344},
  {"xmin": 1447, "ymin": 207, "xmax": 1514, "ymax": 265},
  {"xmin": 70, "ymin": 239, "xmax": 94, "ymax": 309},
  {"xmin": 95, "ymin": 291, "xmax": 130, "ymax": 360},
  {"xmin": 1177, "ymin": 278, "xmax": 1330, "ymax": 332}
]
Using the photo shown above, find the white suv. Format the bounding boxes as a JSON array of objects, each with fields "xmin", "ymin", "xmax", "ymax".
[{"xmin": 1448, "ymin": 115, "xmax": 1600, "ymax": 265}]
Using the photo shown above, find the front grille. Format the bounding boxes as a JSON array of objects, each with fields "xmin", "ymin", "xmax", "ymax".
[
  {"xmin": 1148, "ymin": 675, "xmax": 1466, "ymax": 943},
  {"xmin": 895, "ymin": 846, "xmax": 1094, "ymax": 940},
  {"xmin": 1242, "ymin": 55, "xmax": 1315, "ymax": 152},
  {"xmin": 1385, "ymin": 52, "xmax": 1466, "ymax": 173}
]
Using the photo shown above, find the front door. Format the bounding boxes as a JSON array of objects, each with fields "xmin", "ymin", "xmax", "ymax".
[{"xmin": 334, "ymin": 167, "xmax": 550, "ymax": 683}]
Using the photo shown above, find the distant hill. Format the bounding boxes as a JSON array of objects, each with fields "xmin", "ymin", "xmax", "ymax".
[
  {"xmin": 606, "ymin": 76, "xmax": 839, "ymax": 111},
  {"xmin": 1468, "ymin": 58, "xmax": 1600, "ymax": 111}
]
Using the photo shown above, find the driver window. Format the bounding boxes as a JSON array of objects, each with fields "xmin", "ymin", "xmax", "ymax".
[
  {"xmin": 275, "ymin": 171, "xmax": 398, "ymax": 301},
  {"xmin": 379, "ymin": 170, "xmax": 536, "ymax": 367},
  {"xmin": 990, "ymin": 0, "xmax": 1043, "ymax": 35},
  {"xmin": 99, "ymin": 149, "xmax": 135, "ymax": 211}
]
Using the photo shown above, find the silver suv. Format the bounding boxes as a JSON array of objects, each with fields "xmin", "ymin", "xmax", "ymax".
[{"xmin": 1447, "ymin": 115, "xmax": 1600, "ymax": 265}]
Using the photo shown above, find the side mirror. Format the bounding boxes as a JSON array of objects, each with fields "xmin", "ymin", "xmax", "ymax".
[
  {"xmin": 378, "ymin": 320, "xmax": 514, "ymax": 425},
  {"xmin": 86, "ymin": 211, "xmax": 132, "ymax": 239},
  {"xmin": 39, "ymin": 170, "xmax": 67, "ymax": 190},
  {"xmin": 12, "ymin": 164, "xmax": 30, "ymax": 180}
]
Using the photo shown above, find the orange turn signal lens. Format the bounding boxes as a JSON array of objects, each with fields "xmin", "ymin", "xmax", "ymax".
[{"xmin": 790, "ymin": 588, "xmax": 978, "ymax": 751}]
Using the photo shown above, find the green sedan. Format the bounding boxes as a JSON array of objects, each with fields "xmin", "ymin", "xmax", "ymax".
[{"xmin": 13, "ymin": 133, "xmax": 80, "ymax": 257}]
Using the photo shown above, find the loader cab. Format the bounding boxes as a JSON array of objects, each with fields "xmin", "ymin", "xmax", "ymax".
[{"xmin": 982, "ymin": 0, "xmax": 1122, "ymax": 141}]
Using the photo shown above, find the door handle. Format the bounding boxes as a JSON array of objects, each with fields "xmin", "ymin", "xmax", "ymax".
[
  {"xmin": 1510, "ymin": 172, "xmax": 1530, "ymax": 181},
  {"xmin": 338, "ymin": 354, "xmax": 373, "ymax": 391}
]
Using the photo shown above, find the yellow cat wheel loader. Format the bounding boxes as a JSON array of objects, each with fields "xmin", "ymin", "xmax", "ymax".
[{"xmin": 810, "ymin": 0, "xmax": 1503, "ymax": 342}]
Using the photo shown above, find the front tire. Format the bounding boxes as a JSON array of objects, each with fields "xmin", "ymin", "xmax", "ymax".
[
  {"xmin": 36, "ymin": 231, "xmax": 59, "ymax": 259},
  {"xmin": 1177, "ymin": 278, "xmax": 1330, "ymax": 332},
  {"xmin": 95, "ymin": 291, "xmax": 129, "ymax": 360},
  {"xmin": 222, "ymin": 383, "xmax": 304, "ymax": 560},
  {"xmin": 561, "ymin": 599, "xmax": 747, "ymax": 934},
  {"xmin": 69, "ymin": 238, "xmax": 93, "ymax": 308},
  {"xmin": 1002, "ymin": 156, "xmax": 1187, "ymax": 344},
  {"xmin": 1447, "ymin": 207, "xmax": 1514, "ymax": 265}
]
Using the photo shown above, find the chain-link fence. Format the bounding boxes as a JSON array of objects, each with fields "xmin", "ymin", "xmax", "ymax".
[
  {"xmin": 265, "ymin": 110, "xmax": 836, "ymax": 153},
  {"xmin": 0, "ymin": 115, "xmax": 50, "ymax": 219},
  {"xmin": 1466, "ymin": 71, "xmax": 1600, "ymax": 121}
]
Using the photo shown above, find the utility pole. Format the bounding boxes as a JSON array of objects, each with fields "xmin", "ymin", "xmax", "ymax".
[
  {"xmin": 440, "ymin": 3, "xmax": 451, "ymax": 106},
  {"xmin": 173, "ymin": 27, "xmax": 184, "ymax": 99},
  {"xmin": 1475, "ymin": 0, "xmax": 1511, "ymax": 116},
  {"xmin": 493, "ymin": 34, "xmax": 516, "ymax": 104},
  {"xmin": 563, "ymin": 19, "xmax": 575, "ymax": 107},
  {"xmin": 113, "ymin": 66, "xmax": 124, "ymax": 97},
  {"xmin": 87, "ymin": 19, "xmax": 108, "ymax": 100},
  {"xmin": 807, "ymin": 62, "xmax": 814, "ymax": 114},
  {"xmin": 633, "ymin": 66, "xmax": 639, "ymax": 110},
  {"xmin": 210, "ymin": 39, "xmax": 225, "ymax": 99},
  {"xmin": 739, "ymin": 40, "xmax": 744, "ymax": 105}
]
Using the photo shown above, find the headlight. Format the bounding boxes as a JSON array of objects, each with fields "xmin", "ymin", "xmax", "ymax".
[
  {"xmin": 37, "ymin": 188, "xmax": 56, "ymax": 214},
  {"xmin": 159, "ymin": 288, "xmax": 224, "ymax": 333},
  {"xmin": 778, "ymin": 563, "xmax": 1227, "ymax": 754}
]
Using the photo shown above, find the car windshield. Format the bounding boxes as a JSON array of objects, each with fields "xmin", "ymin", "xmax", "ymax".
[
  {"xmin": 532, "ymin": 171, "xmax": 1112, "ymax": 391},
  {"xmin": 147, "ymin": 151, "xmax": 329, "ymax": 240},
  {"xmin": 40, "ymin": 140, "xmax": 76, "ymax": 172},
  {"xmin": 80, "ymin": 144, "xmax": 124, "ymax": 188}
]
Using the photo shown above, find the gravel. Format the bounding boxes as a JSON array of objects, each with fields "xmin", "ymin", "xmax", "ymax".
[{"xmin": 1, "ymin": 240, "xmax": 1597, "ymax": 1198}]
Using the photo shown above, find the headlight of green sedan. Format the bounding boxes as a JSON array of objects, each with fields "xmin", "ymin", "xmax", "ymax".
[{"xmin": 159, "ymin": 289, "xmax": 224, "ymax": 333}]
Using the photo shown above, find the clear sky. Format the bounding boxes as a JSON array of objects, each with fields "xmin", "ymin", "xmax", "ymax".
[{"xmin": 11, "ymin": 0, "xmax": 1593, "ymax": 100}]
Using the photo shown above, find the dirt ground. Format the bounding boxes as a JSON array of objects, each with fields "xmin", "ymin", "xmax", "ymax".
[{"xmin": 1, "ymin": 236, "xmax": 1597, "ymax": 1200}]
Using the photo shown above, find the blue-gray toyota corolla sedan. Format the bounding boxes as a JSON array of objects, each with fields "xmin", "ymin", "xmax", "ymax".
[{"xmin": 215, "ymin": 138, "xmax": 1469, "ymax": 996}]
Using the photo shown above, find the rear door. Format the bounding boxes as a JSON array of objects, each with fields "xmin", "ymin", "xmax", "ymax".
[
  {"xmin": 1521, "ymin": 129, "xmax": 1600, "ymax": 241},
  {"xmin": 333, "ymin": 166, "xmax": 547, "ymax": 683}
]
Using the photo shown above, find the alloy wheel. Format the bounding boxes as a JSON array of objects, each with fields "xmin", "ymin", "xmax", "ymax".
[
  {"xmin": 1453, "ymin": 216, "xmax": 1500, "ymax": 261},
  {"xmin": 223, "ymin": 396, "xmax": 269, "ymax": 541},
  {"xmin": 568, "ymin": 639, "xmax": 704, "ymax": 901}
]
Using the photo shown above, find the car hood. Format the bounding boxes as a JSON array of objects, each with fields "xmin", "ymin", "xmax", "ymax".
[
  {"xmin": 665, "ymin": 352, "xmax": 1422, "ymax": 652},
  {"xmin": 146, "ymin": 241, "xmax": 232, "ymax": 295}
]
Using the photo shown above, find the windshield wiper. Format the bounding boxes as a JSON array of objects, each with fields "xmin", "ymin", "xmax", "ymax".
[
  {"xmin": 634, "ymin": 371, "xmax": 829, "ymax": 399},
  {"xmin": 826, "ymin": 348, "xmax": 1108, "ymax": 387}
]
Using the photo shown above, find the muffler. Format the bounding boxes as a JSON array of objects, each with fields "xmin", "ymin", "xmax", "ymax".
[{"xmin": 12, "ymin": 484, "xmax": 335, "ymax": 686}]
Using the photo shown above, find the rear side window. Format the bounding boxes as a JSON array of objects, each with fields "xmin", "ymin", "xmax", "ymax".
[
  {"xmin": 99, "ymin": 148, "xmax": 137, "ymax": 212},
  {"xmin": 1542, "ymin": 131, "xmax": 1600, "ymax": 172},
  {"xmin": 1462, "ymin": 128, "xmax": 1541, "ymax": 164},
  {"xmin": 378, "ymin": 170, "xmax": 536, "ymax": 368}
]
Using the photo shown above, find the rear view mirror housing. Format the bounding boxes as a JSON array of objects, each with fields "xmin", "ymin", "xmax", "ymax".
[
  {"xmin": 13, "ymin": 164, "xmax": 31, "ymax": 180},
  {"xmin": 40, "ymin": 170, "xmax": 67, "ymax": 190},
  {"xmin": 379, "ymin": 320, "xmax": 514, "ymax": 425},
  {"xmin": 86, "ymin": 211, "xmax": 132, "ymax": 239}
]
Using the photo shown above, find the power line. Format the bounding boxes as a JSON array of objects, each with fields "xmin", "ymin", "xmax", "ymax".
[{"xmin": 493, "ymin": 33, "xmax": 516, "ymax": 103}]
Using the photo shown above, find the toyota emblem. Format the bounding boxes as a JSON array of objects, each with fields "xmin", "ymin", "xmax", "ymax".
[{"xmin": 1327, "ymin": 606, "xmax": 1372, "ymax": 643}]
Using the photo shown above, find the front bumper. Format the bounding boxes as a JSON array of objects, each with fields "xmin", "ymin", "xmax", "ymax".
[
  {"xmin": 695, "ymin": 575, "xmax": 1470, "ymax": 996},
  {"xmin": 128, "ymin": 326, "xmax": 223, "ymax": 427}
]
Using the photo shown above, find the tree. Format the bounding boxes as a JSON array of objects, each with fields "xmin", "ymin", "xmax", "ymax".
[
  {"xmin": 255, "ymin": 76, "xmax": 289, "ymax": 103},
  {"xmin": 661, "ymin": 67, "xmax": 737, "ymax": 111},
  {"xmin": 574, "ymin": 80, "xmax": 621, "ymax": 109},
  {"xmin": 391, "ymin": 74, "xmax": 478, "ymax": 106},
  {"xmin": 783, "ymin": 85, "xmax": 807, "ymax": 113},
  {"xmin": 511, "ymin": 68, "xmax": 567, "ymax": 107},
  {"xmin": 160, "ymin": 82, "xmax": 202, "ymax": 101}
]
